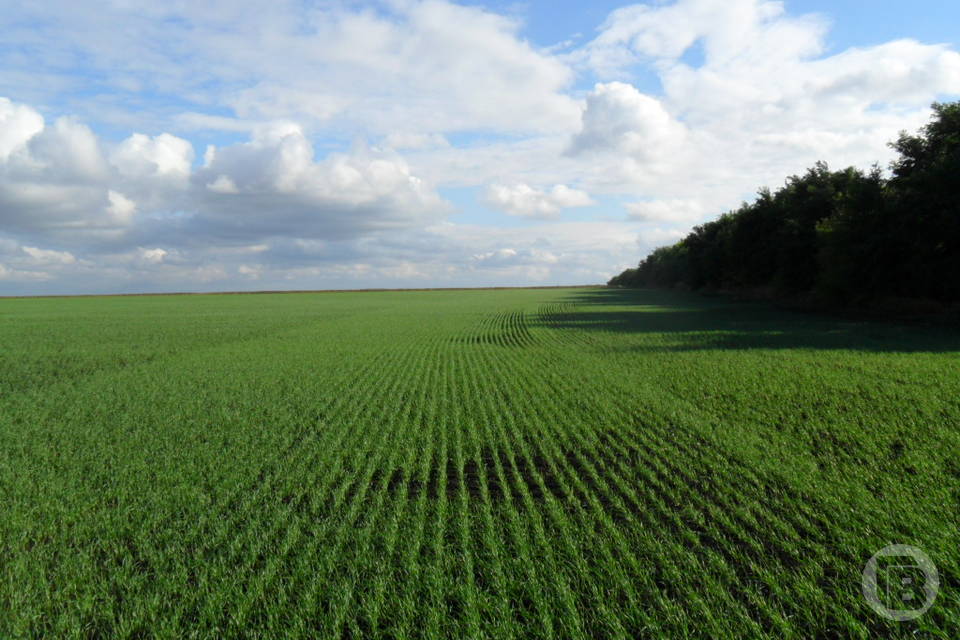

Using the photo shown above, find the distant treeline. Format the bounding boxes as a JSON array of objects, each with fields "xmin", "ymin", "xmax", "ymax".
[{"xmin": 610, "ymin": 102, "xmax": 960, "ymax": 308}]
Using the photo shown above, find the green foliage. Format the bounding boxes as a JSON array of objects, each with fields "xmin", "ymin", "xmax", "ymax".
[
  {"xmin": 1, "ymin": 288, "xmax": 958, "ymax": 638},
  {"xmin": 609, "ymin": 102, "xmax": 960, "ymax": 306}
]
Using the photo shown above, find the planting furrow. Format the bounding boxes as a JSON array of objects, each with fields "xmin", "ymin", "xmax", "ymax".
[
  {"xmin": 456, "ymin": 345, "xmax": 524, "ymax": 639},
  {"xmin": 458, "ymin": 343, "xmax": 562, "ymax": 638},
  {"xmin": 290, "ymin": 337, "xmax": 435, "ymax": 636},
  {"xmin": 533, "ymin": 303, "xmax": 597, "ymax": 350},
  {"xmin": 471, "ymin": 337, "xmax": 652, "ymax": 638},
  {"xmin": 455, "ymin": 309, "xmax": 537, "ymax": 350},
  {"xmin": 584, "ymin": 427, "xmax": 801, "ymax": 635},
  {"xmin": 530, "ymin": 339, "xmax": 840, "ymax": 552},
  {"xmin": 519, "ymin": 340, "xmax": 883, "ymax": 635},
  {"xmin": 357, "ymin": 358, "xmax": 444, "ymax": 634},
  {"xmin": 489, "ymin": 342, "xmax": 772, "ymax": 635},
  {"xmin": 389, "ymin": 424, "xmax": 443, "ymax": 636},
  {"xmin": 470, "ymin": 342, "xmax": 605, "ymax": 637},
  {"xmin": 169, "ymin": 342, "xmax": 412, "ymax": 630}
]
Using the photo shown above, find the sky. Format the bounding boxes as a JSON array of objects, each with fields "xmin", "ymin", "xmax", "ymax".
[{"xmin": 0, "ymin": 0, "xmax": 959, "ymax": 295}]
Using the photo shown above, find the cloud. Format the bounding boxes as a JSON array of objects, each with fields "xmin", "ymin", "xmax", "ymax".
[
  {"xmin": 582, "ymin": 0, "xmax": 960, "ymax": 127},
  {"xmin": 0, "ymin": 97, "xmax": 448, "ymax": 250},
  {"xmin": 22, "ymin": 245, "xmax": 76, "ymax": 265},
  {"xmin": 1, "ymin": 1, "xmax": 960, "ymax": 294},
  {"xmin": 206, "ymin": 175, "xmax": 239, "ymax": 194},
  {"xmin": 0, "ymin": 101, "xmax": 192, "ymax": 237},
  {"xmin": 230, "ymin": 1, "xmax": 581, "ymax": 135},
  {"xmin": 139, "ymin": 248, "xmax": 167, "ymax": 264},
  {"xmin": 472, "ymin": 247, "xmax": 518, "ymax": 264},
  {"xmin": 626, "ymin": 199, "xmax": 705, "ymax": 223},
  {"xmin": 0, "ymin": 97, "xmax": 44, "ymax": 161},
  {"xmin": 383, "ymin": 132, "xmax": 450, "ymax": 151},
  {"xmin": 191, "ymin": 123, "xmax": 449, "ymax": 240},
  {"xmin": 105, "ymin": 190, "xmax": 137, "ymax": 224},
  {"xmin": 237, "ymin": 264, "xmax": 262, "ymax": 279},
  {"xmin": 0, "ymin": 104, "xmax": 126, "ymax": 236},
  {"xmin": 3, "ymin": 1, "xmax": 580, "ymax": 137},
  {"xmin": 404, "ymin": 220, "xmax": 669, "ymax": 284},
  {"xmin": 16, "ymin": 116, "xmax": 108, "ymax": 184},
  {"xmin": 567, "ymin": 82, "xmax": 687, "ymax": 162},
  {"xmin": 483, "ymin": 182, "xmax": 593, "ymax": 218},
  {"xmin": 559, "ymin": 0, "xmax": 960, "ymax": 209},
  {"xmin": 579, "ymin": 0, "xmax": 822, "ymax": 77},
  {"xmin": 110, "ymin": 133, "xmax": 194, "ymax": 184},
  {"xmin": 0, "ymin": 238, "xmax": 74, "ymax": 283},
  {"xmin": 0, "ymin": 262, "xmax": 51, "ymax": 282}
]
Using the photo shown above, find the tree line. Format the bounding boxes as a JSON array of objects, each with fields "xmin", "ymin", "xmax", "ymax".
[{"xmin": 609, "ymin": 102, "xmax": 960, "ymax": 308}]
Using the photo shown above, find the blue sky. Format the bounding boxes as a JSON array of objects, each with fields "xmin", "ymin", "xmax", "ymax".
[
  {"xmin": 505, "ymin": 1, "xmax": 960, "ymax": 50},
  {"xmin": 0, "ymin": 0, "xmax": 959, "ymax": 294}
]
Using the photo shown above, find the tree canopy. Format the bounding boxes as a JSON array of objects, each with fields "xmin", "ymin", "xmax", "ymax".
[{"xmin": 609, "ymin": 102, "xmax": 960, "ymax": 307}]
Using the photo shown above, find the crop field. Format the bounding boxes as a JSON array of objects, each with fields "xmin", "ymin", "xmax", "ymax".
[{"xmin": 1, "ymin": 287, "xmax": 958, "ymax": 639}]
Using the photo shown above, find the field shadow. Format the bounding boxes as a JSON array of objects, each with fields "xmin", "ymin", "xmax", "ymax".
[{"xmin": 539, "ymin": 288, "xmax": 960, "ymax": 353}]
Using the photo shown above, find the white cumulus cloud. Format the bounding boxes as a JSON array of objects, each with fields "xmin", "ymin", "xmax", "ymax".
[
  {"xmin": 192, "ymin": 123, "xmax": 449, "ymax": 239},
  {"xmin": 0, "ymin": 97, "xmax": 44, "ymax": 161},
  {"xmin": 0, "ymin": 102, "xmax": 129, "ymax": 235},
  {"xmin": 139, "ymin": 248, "xmax": 167, "ymax": 264},
  {"xmin": 111, "ymin": 133, "xmax": 194, "ymax": 184},
  {"xmin": 626, "ymin": 199, "xmax": 705, "ymax": 223},
  {"xmin": 1, "ymin": 1, "xmax": 960, "ymax": 294},
  {"xmin": 383, "ymin": 132, "xmax": 450, "ymax": 151},
  {"xmin": 206, "ymin": 175, "xmax": 239, "ymax": 194},
  {"xmin": 0, "ymin": 97, "xmax": 448, "ymax": 249},
  {"xmin": 22, "ymin": 245, "xmax": 76, "ymax": 265},
  {"xmin": 484, "ymin": 183, "xmax": 594, "ymax": 218},
  {"xmin": 106, "ymin": 190, "xmax": 137, "ymax": 224},
  {"xmin": 568, "ymin": 82, "xmax": 688, "ymax": 161}
]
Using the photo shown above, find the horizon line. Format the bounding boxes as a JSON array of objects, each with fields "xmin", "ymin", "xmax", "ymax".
[{"xmin": 0, "ymin": 283, "xmax": 606, "ymax": 300}]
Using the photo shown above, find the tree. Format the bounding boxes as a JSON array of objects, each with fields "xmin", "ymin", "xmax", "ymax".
[{"xmin": 607, "ymin": 101, "xmax": 960, "ymax": 308}]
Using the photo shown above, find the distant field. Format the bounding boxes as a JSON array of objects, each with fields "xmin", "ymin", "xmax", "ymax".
[{"xmin": 1, "ymin": 287, "xmax": 958, "ymax": 638}]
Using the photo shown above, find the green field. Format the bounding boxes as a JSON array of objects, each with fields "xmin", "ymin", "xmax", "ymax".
[{"xmin": 1, "ymin": 287, "xmax": 958, "ymax": 638}]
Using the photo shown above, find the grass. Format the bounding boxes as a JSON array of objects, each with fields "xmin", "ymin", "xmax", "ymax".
[{"xmin": 0, "ymin": 286, "xmax": 957, "ymax": 638}]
